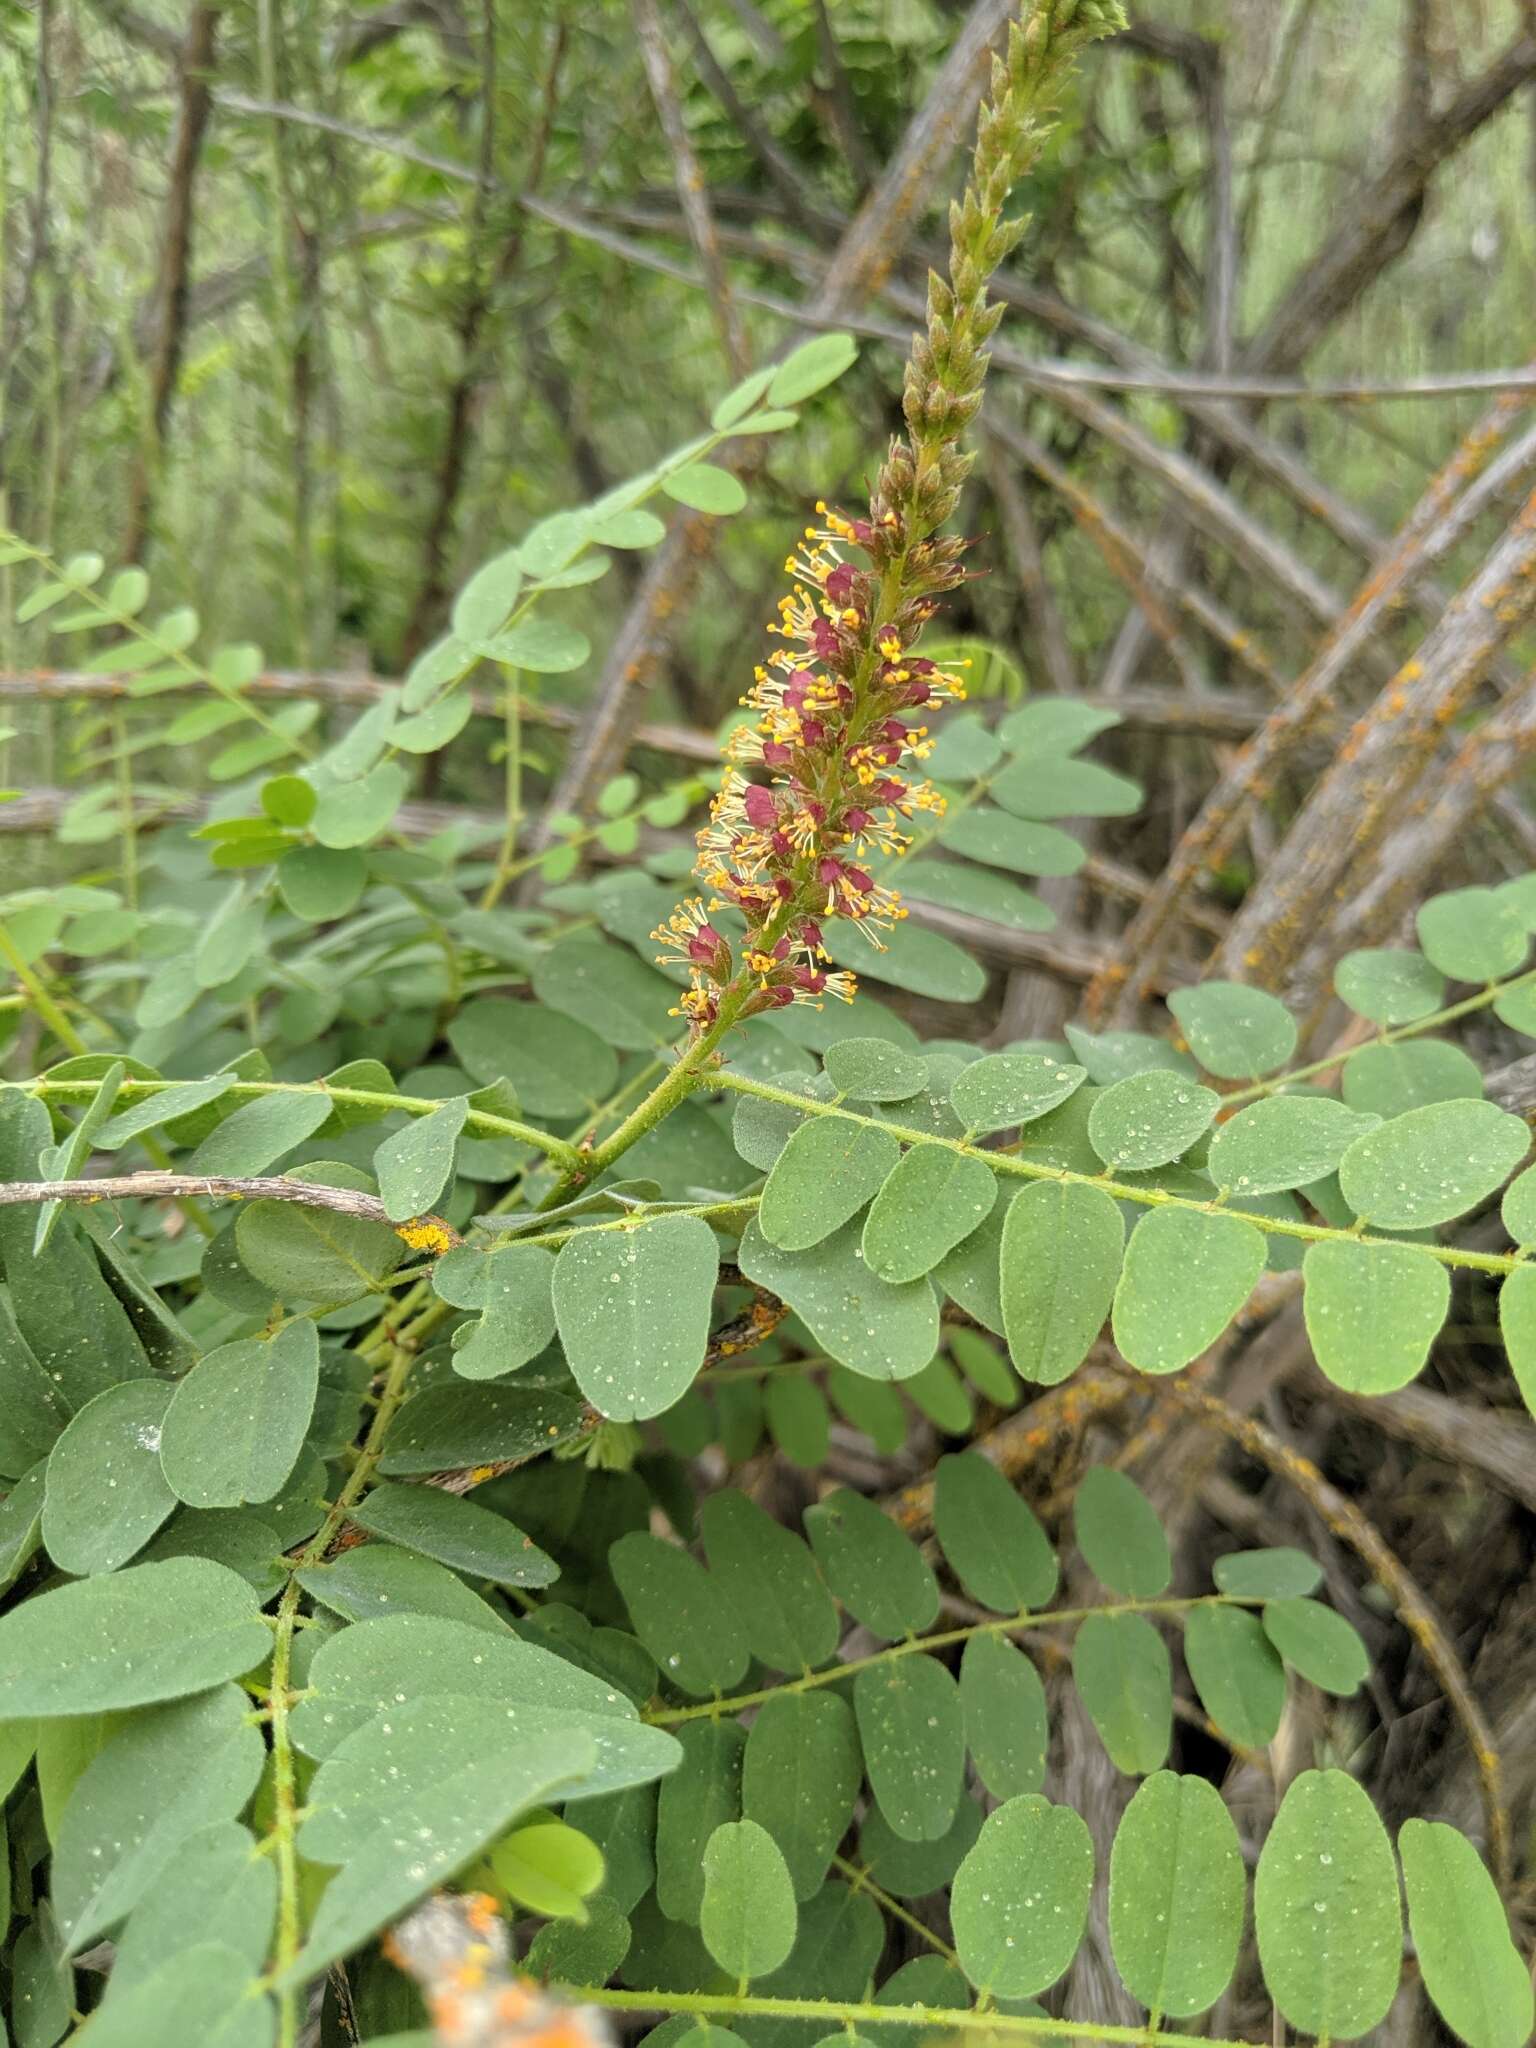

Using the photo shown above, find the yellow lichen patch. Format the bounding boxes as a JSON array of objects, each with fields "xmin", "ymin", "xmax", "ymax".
[{"xmin": 394, "ymin": 1216, "xmax": 456, "ymax": 1255}]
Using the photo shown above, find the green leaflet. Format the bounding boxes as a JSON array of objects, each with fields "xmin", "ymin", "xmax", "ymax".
[
  {"xmin": 698, "ymin": 1490, "xmax": 839, "ymax": 1673},
  {"xmin": 448, "ymin": 998, "xmax": 618, "ymax": 1116},
  {"xmin": 1254, "ymin": 1769, "xmax": 1402, "ymax": 2041},
  {"xmin": 1112, "ymin": 1207, "xmax": 1266, "ymax": 1374},
  {"xmin": 743, "ymin": 1693, "xmax": 861, "ymax": 1901},
  {"xmin": 860, "ymin": 1797, "xmax": 982, "ymax": 1901},
  {"xmin": 1074, "ymin": 1467, "xmax": 1171, "ymax": 1598},
  {"xmin": 804, "ymin": 1488, "xmax": 937, "ymax": 1639},
  {"xmin": 1087, "ymin": 1069, "xmax": 1219, "ymax": 1171},
  {"xmin": 1499, "ymin": 1263, "xmax": 1536, "ymax": 1417},
  {"xmin": 532, "ymin": 934, "xmax": 678, "ymax": 1050},
  {"xmin": 42, "ymin": 1378, "xmax": 177, "ymax": 1574},
  {"xmin": 759, "ymin": 1117, "xmax": 901, "ymax": 1250},
  {"xmin": 490, "ymin": 1815, "xmax": 604, "ymax": 1920},
  {"xmin": 1341, "ymin": 1037, "xmax": 1482, "ymax": 1117},
  {"xmin": 1334, "ymin": 946, "xmax": 1446, "ymax": 1025},
  {"xmin": 1072, "ymin": 1613, "xmax": 1171, "ymax": 1776},
  {"xmin": 234, "ymin": 1166, "xmax": 405, "ymax": 1302},
  {"xmin": 1182, "ymin": 1604, "xmax": 1285, "ymax": 1749},
  {"xmin": 860, "ymin": 1144, "xmax": 998, "ymax": 1283},
  {"xmin": 1167, "ymin": 981, "xmax": 1297, "ymax": 1080},
  {"xmin": 932, "ymin": 1451, "xmax": 1057, "ymax": 1612},
  {"xmin": 1207, "ymin": 1095, "xmax": 1381, "ymax": 1198},
  {"xmin": 700, "ymin": 1821, "xmax": 798, "ymax": 1979},
  {"xmin": 186, "ymin": 1090, "xmax": 332, "ymax": 1174},
  {"xmin": 1416, "ymin": 884, "xmax": 1529, "ymax": 982},
  {"xmin": 552, "ymin": 1214, "xmax": 719, "ymax": 1422},
  {"xmin": 348, "ymin": 1482, "xmax": 558, "ymax": 1589},
  {"xmin": 1302, "ymin": 1239, "xmax": 1450, "ymax": 1394},
  {"xmin": 1108, "ymin": 1772, "xmax": 1244, "ymax": 2017},
  {"xmin": 821, "ymin": 1037, "xmax": 927, "ymax": 1102},
  {"xmin": 1399, "ymin": 1819, "xmax": 1533, "ymax": 2048},
  {"xmin": 959, "ymin": 1633, "xmax": 1047, "ymax": 1801},
  {"xmin": 1262, "ymin": 1597, "xmax": 1369, "ymax": 1695},
  {"xmin": 286, "ymin": 1726, "xmax": 589, "ymax": 1983},
  {"xmin": 738, "ymin": 1218, "xmax": 939, "ymax": 1382},
  {"xmin": 1000, "ymin": 1179, "xmax": 1123, "ymax": 1385},
  {"xmin": 51, "ymin": 1684, "xmax": 265, "ymax": 1952},
  {"xmin": 949, "ymin": 1052, "xmax": 1086, "ymax": 1135},
  {"xmin": 854, "ymin": 1653, "xmax": 964, "ymax": 1843},
  {"xmin": 656, "ymin": 1719, "xmax": 746, "ymax": 1925},
  {"xmin": 1337, "ymin": 1098, "xmax": 1528, "ymax": 1229},
  {"xmin": 106, "ymin": 1822, "xmax": 275, "ymax": 1998},
  {"xmin": 611, "ymin": 1530, "xmax": 750, "ymax": 1697},
  {"xmin": 159, "ymin": 1323, "xmax": 320, "ymax": 1510},
  {"xmin": 296, "ymin": 1543, "xmax": 511, "ymax": 1635},
  {"xmin": 951, "ymin": 1795, "xmax": 1093, "ymax": 1998},
  {"xmin": 74, "ymin": 1941, "xmax": 273, "ymax": 2048},
  {"xmin": 0, "ymin": 1559, "xmax": 270, "ymax": 1717},
  {"xmin": 373, "ymin": 1095, "xmax": 468, "ymax": 1220},
  {"xmin": 1212, "ymin": 1547, "xmax": 1322, "ymax": 1599}
]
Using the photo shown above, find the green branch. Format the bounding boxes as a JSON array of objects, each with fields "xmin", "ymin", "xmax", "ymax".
[
  {"xmin": 708, "ymin": 1070, "xmax": 1525, "ymax": 1277},
  {"xmin": 572, "ymin": 1983, "xmax": 1254, "ymax": 2048},
  {"xmin": 642, "ymin": 1593, "xmax": 1257, "ymax": 1727},
  {"xmin": 21, "ymin": 1073, "xmax": 581, "ymax": 1169}
]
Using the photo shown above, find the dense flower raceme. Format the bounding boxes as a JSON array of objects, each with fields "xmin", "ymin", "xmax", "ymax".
[{"xmin": 652, "ymin": 498, "xmax": 969, "ymax": 1029}]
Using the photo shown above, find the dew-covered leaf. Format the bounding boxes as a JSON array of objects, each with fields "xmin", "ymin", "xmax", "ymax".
[
  {"xmin": 159, "ymin": 1323, "xmax": 319, "ymax": 1510},
  {"xmin": 1341, "ymin": 1038, "xmax": 1482, "ymax": 1117},
  {"xmin": 1417, "ymin": 886, "xmax": 1528, "ymax": 983},
  {"xmin": 804, "ymin": 1487, "xmax": 938, "ymax": 1639},
  {"xmin": 951, "ymin": 1795, "xmax": 1093, "ymax": 1998},
  {"xmin": 348, "ymin": 1482, "xmax": 557, "ymax": 1589},
  {"xmin": 1254, "ymin": 1769, "xmax": 1401, "ymax": 2041},
  {"xmin": 1088, "ymin": 1070, "xmax": 1219, "ymax": 1171},
  {"xmin": 373, "ymin": 1096, "xmax": 467, "ymax": 1222},
  {"xmin": 698, "ymin": 1491, "xmax": 838, "ymax": 1673},
  {"xmin": 1337, "ymin": 1100, "xmax": 1527, "ymax": 1229},
  {"xmin": 1108, "ymin": 1772, "xmax": 1244, "ymax": 2018},
  {"xmin": 1262, "ymin": 1597, "xmax": 1369, "ymax": 1695},
  {"xmin": 448, "ymin": 998, "xmax": 617, "ymax": 1117},
  {"xmin": 1335, "ymin": 948, "xmax": 1446, "ymax": 1025},
  {"xmin": 610, "ymin": 1530, "xmax": 750, "ymax": 1697},
  {"xmin": 51, "ymin": 1684, "xmax": 264, "ymax": 1951},
  {"xmin": 949, "ymin": 1053, "xmax": 1086, "ymax": 1136},
  {"xmin": 1000, "ymin": 1179, "xmax": 1123, "ymax": 1385},
  {"xmin": 1400, "ymin": 1819, "xmax": 1533, "ymax": 2048},
  {"xmin": 855, "ymin": 1653, "xmax": 964, "ymax": 1843},
  {"xmin": 700, "ymin": 1820, "xmax": 798, "ymax": 1979},
  {"xmin": 1302, "ymin": 1240, "xmax": 1450, "ymax": 1394},
  {"xmin": 1167, "ymin": 982, "xmax": 1297, "ymax": 1080},
  {"xmin": 1112, "ymin": 1208, "xmax": 1265, "ymax": 1374},
  {"xmin": 759, "ymin": 1117, "xmax": 901, "ymax": 1250},
  {"xmin": 553, "ymin": 1215, "xmax": 718, "ymax": 1422},
  {"xmin": 822, "ymin": 1039, "xmax": 927, "ymax": 1103},
  {"xmin": 743, "ymin": 1692, "xmax": 861, "ymax": 1902},
  {"xmin": 0, "ymin": 1558, "xmax": 270, "ymax": 1716},
  {"xmin": 655, "ymin": 1718, "xmax": 745, "ymax": 1924},
  {"xmin": 43, "ymin": 1379, "xmax": 177, "ymax": 1575},
  {"xmin": 738, "ymin": 1219, "xmax": 939, "ymax": 1382},
  {"xmin": 861, "ymin": 1145, "xmax": 998, "ymax": 1283},
  {"xmin": 1207, "ymin": 1096, "xmax": 1381, "ymax": 1198}
]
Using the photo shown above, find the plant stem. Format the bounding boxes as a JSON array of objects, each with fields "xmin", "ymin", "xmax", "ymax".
[
  {"xmin": 644, "ymin": 1593, "xmax": 1259, "ymax": 1726},
  {"xmin": 479, "ymin": 663, "xmax": 524, "ymax": 910},
  {"xmin": 707, "ymin": 1070, "xmax": 1526, "ymax": 1278},
  {"xmin": 264, "ymin": 1338, "xmax": 420, "ymax": 2038}
]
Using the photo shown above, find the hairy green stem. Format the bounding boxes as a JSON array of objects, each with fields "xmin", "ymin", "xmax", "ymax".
[
  {"xmin": 709, "ymin": 1070, "xmax": 1526, "ymax": 1277},
  {"xmin": 571, "ymin": 1983, "xmax": 1253, "ymax": 2048},
  {"xmin": 643, "ymin": 1592, "xmax": 1258, "ymax": 1726}
]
